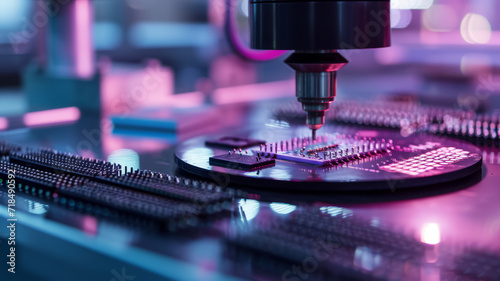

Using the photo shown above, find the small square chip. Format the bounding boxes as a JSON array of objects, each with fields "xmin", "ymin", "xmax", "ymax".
[
  {"xmin": 205, "ymin": 136, "xmax": 265, "ymax": 149},
  {"xmin": 209, "ymin": 154, "xmax": 275, "ymax": 170}
]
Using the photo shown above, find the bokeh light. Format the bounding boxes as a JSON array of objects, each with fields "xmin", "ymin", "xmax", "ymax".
[
  {"xmin": 240, "ymin": 0, "xmax": 249, "ymax": 17},
  {"xmin": 461, "ymin": 13, "xmax": 492, "ymax": 44},
  {"xmin": 421, "ymin": 223, "xmax": 441, "ymax": 245},
  {"xmin": 391, "ymin": 9, "xmax": 413, "ymax": 29}
]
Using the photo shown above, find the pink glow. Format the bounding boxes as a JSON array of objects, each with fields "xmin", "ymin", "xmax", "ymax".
[
  {"xmin": 0, "ymin": 117, "xmax": 8, "ymax": 130},
  {"xmin": 23, "ymin": 107, "xmax": 81, "ymax": 127},
  {"xmin": 74, "ymin": 0, "xmax": 94, "ymax": 78},
  {"xmin": 82, "ymin": 215, "xmax": 98, "ymax": 236},
  {"xmin": 165, "ymin": 91, "xmax": 205, "ymax": 108},
  {"xmin": 213, "ymin": 79, "xmax": 295, "ymax": 105},
  {"xmin": 421, "ymin": 223, "xmax": 441, "ymax": 245}
]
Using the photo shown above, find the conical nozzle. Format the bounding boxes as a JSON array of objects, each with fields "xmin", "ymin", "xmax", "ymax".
[
  {"xmin": 285, "ymin": 51, "xmax": 348, "ymax": 139},
  {"xmin": 306, "ymin": 110, "xmax": 326, "ymax": 131}
]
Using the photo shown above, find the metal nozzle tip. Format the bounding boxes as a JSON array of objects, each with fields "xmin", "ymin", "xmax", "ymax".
[
  {"xmin": 307, "ymin": 123, "xmax": 323, "ymax": 130},
  {"xmin": 312, "ymin": 129, "xmax": 317, "ymax": 141},
  {"xmin": 305, "ymin": 111, "xmax": 325, "ymax": 131}
]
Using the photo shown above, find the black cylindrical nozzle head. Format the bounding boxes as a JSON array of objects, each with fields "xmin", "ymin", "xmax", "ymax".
[{"xmin": 250, "ymin": 0, "xmax": 391, "ymax": 51}]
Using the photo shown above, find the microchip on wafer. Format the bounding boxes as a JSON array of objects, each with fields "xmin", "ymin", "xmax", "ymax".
[{"xmin": 209, "ymin": 154, "xmax": 275, "ymax": 170}]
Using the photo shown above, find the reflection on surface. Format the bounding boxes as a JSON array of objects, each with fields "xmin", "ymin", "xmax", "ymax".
[
  {"xmin": 238, "ymin": 199, "xmax": 260, "ymax": 222},
  {"xmin": 320, "ymin": 206, "xmax": 353, "ymax": 218},
  {"xmin": 27, "ymin": 200, "xmax": 48, "ymax": 215},
  {"xmin": 353, "ymin": 246, "xmax": 382, "ymax": 272},
  {"xmin": 269, "ymin": 202, "xmax": 296, "ymax": 215},
  {"xmin": 269, "ymin": 169, "xmax": 292, "ymax": 181},
  {"xmin": 182, "ymin": 147, "xmax": 214, "ymax": 165},
  {"xmin": 107, "ymin": 149, "xmax": 140, "ymax": 172}
]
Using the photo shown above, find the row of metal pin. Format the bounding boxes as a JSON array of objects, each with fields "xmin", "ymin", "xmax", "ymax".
[
  {"xmin": 280, "ymin": 99, "xmax": 499, "ymax": 122},
  {"xmin": 336, "ymin": 104, "xmax": 500, "ymax": 140},
  {"xmin": 22, "ymin": 150, "xmax": 159, "ymax": 182},
  {"xmin": 256, "ymin": 139, "xmax": 394, "ymax": 164},
  {"xmin": 260, "ymin": 135, "xmax": 329, "ymax": 153},
  {"xmin": 0, "ymin": 162, "xmax": 87, "ymax": 187},
  {"xmin": 117, "ymin": 171, "xmax": 234, "ymax": 201},
  {"xmin": 435, "ymin": 122, "xmax": 500, "ymax": 138},
  {"xmin": 314, "ymin": 141, "xmax": 391, "ymax": 160},
  {"xmin": 256, "ymin": 145, "xmax": 386, "ymax": 163},
  {"xmin": 19, "ymin": 150, "xmax": 118, "ymax": 168},
  {"xmin": 11, "ymin": 151, "xmax": 122, "ymax": 177},
  {"xmin": 119, "ymin": 168, "xmax": 224, "ymax": 191},
  {"xmin": 1, "ymin": 148, "xmax": 241, "ymax": 209},
  {"xmin": 259, "ymin": 135, "xmax": 393, "ymax": 154},
  {"xmin": 1, "ymin": 157, "xmax": 226, "ymax": 196},
  {"xmin": 228, "ymin": 148, "xmax": 249, "ymax": 155},
  {"xmin": 1, "ymin": 155, "xmax": 225, "ymax": 195}
]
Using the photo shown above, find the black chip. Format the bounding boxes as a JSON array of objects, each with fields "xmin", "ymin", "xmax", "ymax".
[
  {"xmin": 209, "ymin": 154, "xmax": 275, "ymax": 170},
  {"xmin": 205, "ymin": 136, "xmax": 265, "ymax": 149}
]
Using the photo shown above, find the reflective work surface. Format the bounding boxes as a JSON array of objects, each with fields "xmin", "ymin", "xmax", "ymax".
[{"xmin": 0, "ymin": 99, "xmax": 499, "ymax": 281}]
